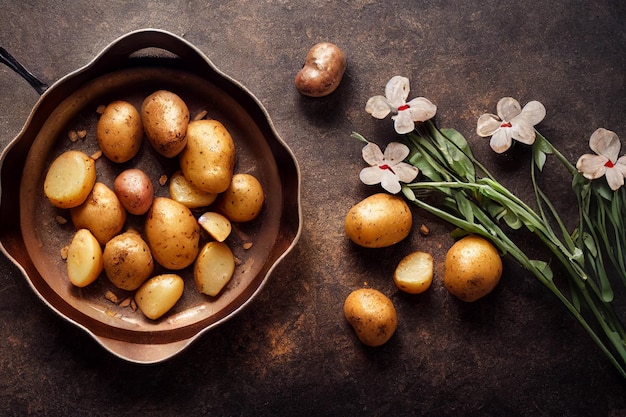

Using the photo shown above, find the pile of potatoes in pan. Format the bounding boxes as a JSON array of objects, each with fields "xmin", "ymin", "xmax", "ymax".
[{"xmin": 44, "ymin": 90, "xmax": 264, "ymax": 320}]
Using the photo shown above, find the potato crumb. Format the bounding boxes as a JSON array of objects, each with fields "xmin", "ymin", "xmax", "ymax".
[
  {"xmin": 243, "ymin": 242, "xmax": 253, "ymax": 250},
  {"xmin": 96, "ymin": 104, "xmax": 106, "ymax": 114},
  {"xmin": 60, "ymin": 246, "xmax": 69, "ymax": 260},
  {"xmin": 194, "ymin": 110, "xmax": 207, "ymax": 121},
  {"xmin": 105, "ymin": 290, "xmax": 119, "ymax": 304},
  {"xmin": 130, "ymin": 299, "xmax": 138, "ymax": 311},
  {"xmin": 159, "ymin": 175, "xmax": 168, "ymax": 186},
  {"xmin": 91, "ymin": 150, "xmax": 102, "ymax": 160},
  {"xmin": 419, "ymin": 224, "xmax": 430, "ymax": 236},
  {"xmin": 119, "ymin": 297, "xmax": 132, "ymax": 308},
  {"xmin": 105, "ymin": 309, "xmax": 117, "ymax": 317},
  {"xmin": 68, "ymin": 130, "xmax": 79, "ymax": 142},
  {"xmin": 77, "ymin": 130, "xmax": 87, "ymax": 139},
  {"xmin": 55, "ymin": 215, "xmax": 68, "ymax": 225}
]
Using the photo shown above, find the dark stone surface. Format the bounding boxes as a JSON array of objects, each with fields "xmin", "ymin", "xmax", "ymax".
[{"xmin": 1, "ymin": 1, "xmax": 625, "ymax": 416}]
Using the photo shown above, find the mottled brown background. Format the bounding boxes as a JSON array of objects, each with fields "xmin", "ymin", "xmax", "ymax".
[{"xmin": 1, "ymin": 1, "xmax": 625, "ymax": 416}]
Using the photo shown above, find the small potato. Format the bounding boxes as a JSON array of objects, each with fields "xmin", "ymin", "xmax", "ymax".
[
  {"xmin": 141, "ymin": 90, "xmax": 190, "ymax": 158},
  {"xmin": 96, "ymin": 100, "xmax": 143, "ymax": 163},
  {"xmin": 135, "ymin": 274, "xmax": 184, "ymax": 320},
  {"xmin": 444, "ymin": 235, "xmax": 503, "ymax": 302},
  {"xmin": 66, "ymin": 228, "xmax": 103, "ymax": 288},
  {"xmin": 145, "ymin": 197, "xmax": 200, "ymax": 270},
  {"xmin": 345, "ymin": 193, "xmax": 412, "ymax": 248},
  {"xmin": 44, "ymin": 150, "xmax": 96, "ymax": 208},
  {"xmin": 393, "ymin": 251, "xmax": 434, "ymax": 294},
  {"xmin": 216, "ymin": 173, "xmax": 264, "ymax": 222},
  {"xmin": 295, "ymin": 42, "xmax": 346, "ymax": 97},
  {"xmin": 113, "ymin": 168, "xmax": 154, "ymax": 215},
  {"xmin": 70, "ymin": 182, "xmax": 127, "ymax": 245},
  {"xmin": 102, "ymin": 230, "xmax": 154, "ymax": 291},
  {"xmin": 198, "ymin": 211, "xmax": 232, "ymax": 242},
  {"xmin": 194, "ymin": 241, "xmax": 235, "ymax": 296},
  {"xmin": 168, "ymin": 170, "xmax": 217, "ymax": 209},
  {"xmin": 344, "ymin": 288, "xmax": 397, "ymax": 347},
  {"xmin": 179, "ymin": 119, "xmax": 235, "ymax": 194}
]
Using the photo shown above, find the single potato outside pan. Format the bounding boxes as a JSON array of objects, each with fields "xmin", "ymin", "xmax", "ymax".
[{"xmin": 0, "ymin": 29, "xmax": 302, "ymax": 364}]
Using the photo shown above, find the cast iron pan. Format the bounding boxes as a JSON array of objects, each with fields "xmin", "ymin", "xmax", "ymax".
[{"xmin": 0, "ymin": 29, "xmax": 302, "ymax": 364}]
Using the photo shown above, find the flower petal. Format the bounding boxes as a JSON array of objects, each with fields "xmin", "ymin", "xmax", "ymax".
[
  {"xmin": 510, "ymin": 121, "xmax": 537, "ymax": 145},
  {"xmin": 392, "ymin": 112, "xmax": 415, "ymax": 134},
  {"xmin": 359, "ymin": 166, "xmax": 384, "ymax": 185},
  {"xmin": 361, "ymin": 142, "xmax": 384, "ymax": 166},
  {"xmin": 605, "ymin": 167, "xmax": 625, "ymax": 191},
  {"xmin": 616, "ymin": 156, "xmax": 626, "ymax": 177},
  {"xmin": 384, "ymin": 76, "xmax": 410, "ymax": 108},
  {"xmin": 576, "ymin": 153, "xmax": 608, "ymax": 179},
  {"xmin": 589, "ymin": 128, "xmax": 621, "ymax": 162},
  {"xmin": 406, "ymin": 97, "xmax": 437, "ymax": 122},
  {"xmin": 476, "ymin": 114, "xmax": 502, "ymax": 137},
  {"xmin": 518, "ymin": 100, "xmax": 546, "ymax": 126},
  {"xmin": 383, "ymin": 142, "xmax": 410, "ymax": 163},
  {"xmin": 497, "ymin": 97, "xmax": 522, "ymax": 121},
  {"xmin": 365, "ymin": 95, "xmax": 392, "ymax": 119},
  {"xmin": 380, "ymin": 169, "xmax": 402, "ymax": 194},
  {"xmin": 393, "ymin": 162, "xmax": 419, "ymax": 183},
  {"xmin": 489, "ymin": 128, "xmax": 513, "ymax": 153}
]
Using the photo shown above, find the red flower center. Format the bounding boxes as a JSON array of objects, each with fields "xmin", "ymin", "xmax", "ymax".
[
  {"xmin": 605, "ymin": 160, "xmax": 615, "ymax": 168},
  {"xmin": 397, "ymin": 104, "xmax": 409, "ymax": 111},
  {"xmin": 501, "ymin": 122, "xmax": 512, "ymax": 128},
  {"xmin": 379, "ymin": 164, "xmax": 395, "ymax": 174}
]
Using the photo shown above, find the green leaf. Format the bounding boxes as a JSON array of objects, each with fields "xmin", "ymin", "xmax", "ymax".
[
  {"xmin": 533, "ymin": 148, "xmax": 547, "ymax": 171},
  {"xmin": 401, "ymin": 185, "xmax": 416, "ymax": 202},
  {"xmin": 502, "ymin": 209, "xmax": 523, "ymax": 230},
  {"xmin": 582, "ymin": 232, "xmax": 598, "ymax": 257},
  {"xmin": 530, "ymin": 259, "xmax": 553, "ymax": 281},
  {"xmin": 452, "ymin": 190, "xmax": 474, "ymax": 223},
  {"xmin": 440, "ymin": 128, "xmax": 475, "ymax": 159}
]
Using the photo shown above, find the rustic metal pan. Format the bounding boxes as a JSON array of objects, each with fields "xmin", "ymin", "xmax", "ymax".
[{"xmin": 0, "ymin": 29, "xmax": 302, "ymax": 363}]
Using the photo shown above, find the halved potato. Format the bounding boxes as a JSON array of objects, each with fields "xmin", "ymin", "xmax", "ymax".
[
  {"xmin": 135, "ymin": 274, "xmax": 184, "ymax": 320},
  {"xmin": 66, "ymin": 228, "xmax": 103, "ymax": 288},
  {"xmin": 393, "ymin": 251, "xmax": 434, "ymax": 294},
  {"xmin": 194, "ymin": 241, "xmax": 235, "ymax": 296},
  {"xmin": 44, "ymin": 150, "xmax": 96, "ymax": 208},
  {"xmin": 198, "ymin": 211, "xmax": 232, "ymax": 242},
  {"xmin": 168, "ymin": 170, "xmax": 217, "ymax": 209}
]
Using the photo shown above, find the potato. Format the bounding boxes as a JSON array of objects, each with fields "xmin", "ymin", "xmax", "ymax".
[
  {"xmin": 179, "ymin": 119, "xmax": 235, "ymax": 194},
  {"xmin": 444, "ymin": 235, "xmax": 503, "ymax": 302},
  {"xmin": 113, "ymin": 168, "xmax": 154, "ymax": 215},
  {"xmin": 43, "ymin": 150, "xmax": 96, "ymax": 208},
  {"xmin": 393, "ymin": 251, "xmax": 434, "ymax": 294},
  {"xmin": 102, "ymin": 230, "xmax": 154, "ymax": 291},
  {"xmin": 141, "ymin": 90, "xmax": 189, "ymax": 157},
  {"xmin": 198, "ymin": 211, "xmax": 232, "ymax": 242},
  {"xmin": 295, "ymin": 42, "xmax": 346, "ymax": 97},
  {"xmin": 96, "ymin": 100, "xmax": 143, "ymax": 163},
  {"xmin": 70, "ymin": 182, "xmax": 127, "ymax": 245},
  {"xmin": 215, "ymin": 173, "xmax": 264, "ymax": 222},
  {"xmin": 345, "ymin": 193, "xmax": 412, "ymax": 248},
  {"xmin": 168, "ymin": 170, "xmax": 217, "ymax": 209},
  {"xmin": 66, "ymin": 229, "xmax": 103, "ymax": 288},
  {"xmin": 344, "ymin": 288, "xmax": 397, "ymax": 347},
  {"xmin": 194, "ymin": 241, "xmax": 235, "ymax": 296},
  {"xmin": 145, "ymin": 197, "xmax": 200, "ymax": 270},
  {"xmin": 135, "ymin": 274, "xmax": 184, "ymax": 320}
]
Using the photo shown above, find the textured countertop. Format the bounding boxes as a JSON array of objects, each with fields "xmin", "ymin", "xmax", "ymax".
[{"xmin": 1, "ymin": 1, "xmax": 625, "ymax": 416}]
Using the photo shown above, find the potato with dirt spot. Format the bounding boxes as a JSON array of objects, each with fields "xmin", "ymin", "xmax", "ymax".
[
  {"xmin": 179, "ymin": 119, "xmax": 235, "ymax": 194},
  {"xmin": 295, "ymin": 42, "xmax": 346, "ymax": 97},
  {"xmin": 344, "ymin": 288, "xmax": 397, "ymax": 347},
  {"xmin": 44, "ymin": 150, "xmax": 96, "ymax": 209},
  {"xmin": 70, "ymin": 182, "xmax": 127, "ymax": 245},
  {"xmin": 345, "ymin": 193, "xmax": 412, "ymax": 248},
  {"xmin": 102, "ymin": 230, "xmax": 154, "ymax": 291},
  {"xmin": 97, "ymin": 100, "xmax": 143, "ymax": 163},
  {"xmin": 145, "ymin": 197, "xmax": 200, "ymax": 270},
  {"xmin": 141, "ymin": 90, "xmax": 190, "ymax": 158},
  {"xmin": 216, "ymin": 173, "xmax": 265, "ymax": 222}
]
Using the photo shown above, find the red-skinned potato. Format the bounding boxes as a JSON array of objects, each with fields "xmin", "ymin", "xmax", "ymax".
[
  {"xmin": 113, "ymin": 168, "xmax": 154, "ymax": 215},
  {"xmin": 295, "ymin": 42, "xmax": 346, "ymax": 97}
]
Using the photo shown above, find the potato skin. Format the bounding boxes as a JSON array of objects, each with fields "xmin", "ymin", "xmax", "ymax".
[
  {"xmin": 344, "ymin": 288, "xmax": 397, "ymax": 347},
  {"xmin": 179, "ymin": 119, "xmax": 236, "ymax": 194},
  {"xmin": 345, "ymin": 193, "xmax": 412, "ymax": 248},
  {"xmin": 295, "ymin": 42, "xmax": 346, "ymax": 97},
  {"xmin": 102, "ymin": 230, "xmax": 154, "ymax": 291},
  {"xmin": 97, "ymin": 100, "xmax": 143, "ymax": 163},
  {"xmin": 113, "ymin": 168, "xmax": 154, "ymax": 215},
  {"xmin": 144, "ymin": 197, "xmax": 200, "ymax": 270},
  {"xmin": 444, "ymin": 235, "xmax": 503, "ymax": 302},
  {"xmin": 216, "ymin": 173, "xmax": 264, "ymax": 222},
  {"xmin": 70, "ymin": 182, "xmax": 127, "ymax": 245},
  {"xmin": 141, "ymin": 90, "xmax": 190, "ymax": 158},
  {"xmin": 43, "ymin": 150, "xmax": 96, "ymax": 209}
]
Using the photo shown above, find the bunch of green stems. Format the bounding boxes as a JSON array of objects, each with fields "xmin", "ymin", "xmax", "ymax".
[{"xmin": 365, "ymin": 120, "xmax": 626, "ymax": 378}]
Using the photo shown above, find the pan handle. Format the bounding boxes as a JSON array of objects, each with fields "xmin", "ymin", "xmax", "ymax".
[{"xmin": 0, "ymin": 47, "xmax": 48, "ymax": 95}]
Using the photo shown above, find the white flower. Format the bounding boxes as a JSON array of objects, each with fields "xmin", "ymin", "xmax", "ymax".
[
  {"xmin": 576, "ymin": 128, "xmax": 626, "ymax": 191},
  {"xmin": 476, "ymin": 97, "xmax": 546, "ymax": 153},
  {"xmin": 365, "ymin": 76, "xmax": 437, "ymax": 134},
  {"xmin": 359, "ymin": 141, "xmax": 419, "ymax": 194}
]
